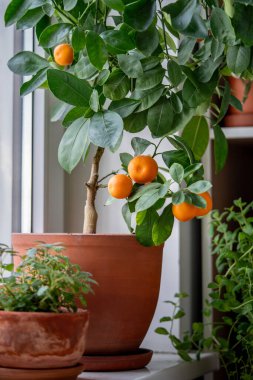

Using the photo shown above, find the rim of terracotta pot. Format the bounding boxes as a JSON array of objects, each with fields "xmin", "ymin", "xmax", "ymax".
[{"xmin": 0, "ymin": 309, "xmax": 88, "ymax": 317}]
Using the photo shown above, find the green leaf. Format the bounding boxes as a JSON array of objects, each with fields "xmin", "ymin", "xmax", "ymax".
[
  {"xmin": 172, "ymin": 191, "xmax": 185, "ymax": 205},
  {"xmin": 58, "ymin": 118, "xmax": 90, "ymax": 173},
  {"xmin": 118, "ymin": 54, "xmax": 143, "ymax": 78},
  {"xmin": 136, "ymin": 189, "xmax": 162, "ymax": 212},
  {"xmin": 89, "ymin": 89, "xmax": 99, "ymax": 113},
  {"xmin": 103, "ymin": 69, "xmax": 130, "ymax": 100},
  {"xmin": 188, "ymin": 193, "xmax": 207, "ymax": 208},
  {"xmin": 124, "ymin": 111, "xmax": 147, "ymax": 133},
  {"xmin": 103, "ymin": 0, "xmax": 125, "ymax": 12},
  {"xmin": 86, "ymin": 31, "xmax": 108, "ymax": 70},
  {"xmin": 226, "ymin": 45, "xmax": 251, "ymax": 75},
  {"xmin": 109, "ymin": 98, "xmax": 140, "ymax": 118},
  {"xmin": 47, "ymin": 69, "xmax": 92, "ymax": 107},
  {"xmin": 187, "ymin": 180, "xmax": 212, "ymax": 194},
  {"xmin": 216, "ymin": 80, "xmax": 231, "ymax": 124},
  {"xmin": 162, "ymin": 150, "xmax": 190, "ymax": 169},
  {"xmin": 74, "ymin": 55, "xmax": 97, "ymax": 80},
  {"xmin": 152, "ymin": 204, "xmax": 174, "ymax": 246},
  {"xmin": 20, "ymin": 67, "xmax": 48, "ymax": 96},
  {"xmin": 72, "ymin": 27, "xmax": 86, "ymax": 52},
  {"xmin": 97, "ymin": 69, "xmax": 110, "ymax": 86},
  {"xmin": 16, "ymin": 7, "xmax": 45, "ymax": 30},
  {"xmin": 182, "ymin": 79, "xmax": 206, "ymax": 108},
  {"xmin": 63, "ymin": 107, "xmax": 88, "ymax": 127},
  {"xmin": 184, "ymin": 163, "xmax": 203, "ymax": 178},
  {"xmin": 101, "ymin": 30, "xmax": 135, "ymax": 54},
  {"xmin": 36, "ymin": 14, "xmax": 50, "ymax": 41},
  {"xmin": 163, "ymin": 0, "xmax": 197, "ymax": 32},
  {"xmin": 170, "ymin": 163, "xmax": 184, "ymax": 184},
  {"xmin": 136, "ymin": 208, "xmax": 159, "ymax": 246},
  {"xmin": 124, "ymin": 0, "xmax": 156, "ymax": 32},
  {"xmin": 122, "ymin": 203, "xmax": 133, "ymax": 233},
  {"xmin": 155, "ymin": 327, "xmax": 169, "ymax": 335},
  {"xmin": 195, "ymin": 57, "xmax": 223, "ymax": 83},
  {"xmin": 5, "ymin": 0, "xmax": 33, "ymax": 26},
  {"xmin": 181, "ymin": 11, "xmax": 208, "ymax": 39},
  {"xmin": 129, "ymin": 183, "xmax": 161, "ymax": 203},
  {"xmin": 167, "ymin": 60, "xmax": 185, "ymax": 87},
  {"xmin": 136, "ymin": 25, "xmax": 159, "ymax": 56},
  {"xmin": 182, "ymin": 116, "xmax": 209, "ymax": 160},
  {"xmin": 211, "ymin": 39, "xmax": 225, "ymax": 61},
  {"xmin": 213, "ymin": 124, "xmax": 228, "ymax": 173},
  {"xmin": 168, "ymin": 135, "xmax": 195, "ymax": 164},
  {"xmin": 131, "ymin": 137, "xmax": 152, "ymax": 156},
  {"xmin": 8, "ymin": 51, "xmax": 49, "ymax": 75},
  {"xmin": 89, "ymin": 111, "xmax": 123, "ymax": 150},
  {"xmin": 120, "ymin": 152, "xmax": 133, "ymax": 168},
  {"xmin": 233, "ymin": 3, "xmax": 253, "ymax": 46},
  {"xmin": 135, "ymin": 66, "xmax": 165, "ymax": 91},
  {"xmin": 141, "ymin": 56, "xmax": 160, "ymax": 71},
  {"xmin": 147, "ymin": 98, "xmax": 174, "ymax": 137},
  {"xmin": 39, "ymin": 23, "xmax": 73, "ymax": 48},
  {"xmin": 51, "ymin": 101, "xmax": 71, "ymax": 122},
  {"xmin": 178, "ymin": 37, "xmax": 196, "ymax": 65},
  {"xmin": 170, "ymin": 93, "xmax": 183, "ymax": 114},
  {"xmin": 63, "ymin": 0, "xmax": 78, "ymax": 11},
  {"xmin": 132, "ymin": 85, "xmax": 164, "ymax": 112},
  {"xmin": 210, "ymin": 8, "xmax": 235, "ymax": 45}
]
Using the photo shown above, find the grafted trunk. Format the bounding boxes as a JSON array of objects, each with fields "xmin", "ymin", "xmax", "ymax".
[{"xmin": 83, "ymin": 147, "xmax": 104, "ymax": 234}]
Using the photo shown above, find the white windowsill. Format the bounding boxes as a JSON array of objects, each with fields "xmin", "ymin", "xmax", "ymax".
[
  {"xmin": 210, "ymin": 126, "xmax": 253, "ymax": 139},
  {"xmin": 78, "ymin": 352, "xmax": 219, "ymax": 380}
]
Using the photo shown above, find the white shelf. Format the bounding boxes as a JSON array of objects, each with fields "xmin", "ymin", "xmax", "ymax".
[
  {"xmin": 78, "ymin": 352, "xmax": 219, "ymax": 380},
  {"xmin": 210, "ymin": 127, "xmax": 253, "ymax": 140}
]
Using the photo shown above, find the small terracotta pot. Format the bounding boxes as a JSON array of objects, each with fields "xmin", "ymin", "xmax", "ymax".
[
  {"xmin": 224, "ymin": 77, "xmax": 253, "ymax": 127},
  {"xmin": 0, "ymin": 310, "xmax": 89, "ymax": 369},
  {"xmin": 12, "ymin": 234, "xmax": 163, "ymax": 356}
]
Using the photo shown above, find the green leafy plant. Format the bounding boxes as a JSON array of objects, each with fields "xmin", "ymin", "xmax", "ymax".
[
  {"xmin": 5, "ymin": 0, "xmax": 249, "ymax": 245},
  {"xmin": 156, "ymin": 199, "xmax": 253, "ymax": 379},
  {"xmin": 0, "ymin": 243, "xmax": 96, "ymax": 312}
]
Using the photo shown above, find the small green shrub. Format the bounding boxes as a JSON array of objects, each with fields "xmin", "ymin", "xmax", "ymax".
[
  {"xmin": 0, "ymin": 243, "xmax": 96, "ymax": 313},
  {"xmin": 156, "ymin": 199, "xmax": 253, "ymax": 379}
]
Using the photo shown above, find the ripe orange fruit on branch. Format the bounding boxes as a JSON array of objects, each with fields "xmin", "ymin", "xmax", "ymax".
[
  {"xmin": 128, "ymin": 155, "xmax": 158, "ymax": 184},
  {"xmin": 172, "ymin": 202, "xmax": 196, "ymax": 222},
  {"xmin": 108, "ymin": 174, "xmax": 133, "ymax": 199},
  {"xmin": 194, "ymin": 192, "xmax": 213, "ymax": 217},
  {"xmin": 54, "ymin": 44, "xmax": 74, "ymax": 66}
]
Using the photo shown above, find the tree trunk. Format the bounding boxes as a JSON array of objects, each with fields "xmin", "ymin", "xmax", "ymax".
[{"xmin": 83, "ymin": 147, "xmax": 104, "ymax": 234}]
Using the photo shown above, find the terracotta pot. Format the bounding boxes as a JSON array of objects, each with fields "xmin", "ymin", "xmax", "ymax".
[
  {"xmin": 12, "ymin": 234, "xmax": 163, "ymax": 356},
  {"xmin": 0, "ymin": 310, "xmax": 89, "ymax": 369},
  {"xmin": 224, "ymin": 77, "xmax": 253, "ymax": 127}
]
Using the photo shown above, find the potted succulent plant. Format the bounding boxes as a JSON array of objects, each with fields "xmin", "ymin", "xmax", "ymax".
[
  {"xmin": 0, "ymin": 242, "xmax": 95, "ymax": 379},
  {"xmin": 4, "ymin": 0, "xmax": 251, "ymax": 371}
]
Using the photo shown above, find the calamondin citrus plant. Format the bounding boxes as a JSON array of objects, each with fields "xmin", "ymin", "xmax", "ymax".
[{"xmin": 5, "ymin": 0, "xmax": 249, "ymax": 246}]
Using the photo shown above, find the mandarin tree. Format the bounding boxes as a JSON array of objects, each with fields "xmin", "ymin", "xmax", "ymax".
[{"xmin": 5, "ymin": 0, "xmax": 249, "ymax": 246}]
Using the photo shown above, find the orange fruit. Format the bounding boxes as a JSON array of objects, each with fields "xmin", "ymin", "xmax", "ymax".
[
  {"xmin": 128, "ymin": 155, "xmax": 158, "ymax": 184},
  {"xmin": 194, "ymin": 192, "xmax": 213, "ymax": 217},
  {"xmin": 54, "ymin": 44, "xmax": 74, "ymax": 66},
  {"xmin": 108, "ymin": 174, "xmax": 133, "ymax": 199},
  {"xmin": 172, "ymin": 202, "xmax": 196, "ymax": 222}
]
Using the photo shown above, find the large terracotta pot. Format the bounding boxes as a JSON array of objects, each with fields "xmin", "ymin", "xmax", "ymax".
[
  {"xmin": 12, "ymin": 234, "xmax": 163, "ymax": 357},
  {"xmin": 0, "ymin": 310, "xmax": 89, "ymax": 369},
  {"xmin": 224, "ymin": 77, "xmax": 253, "ymax": 127}
]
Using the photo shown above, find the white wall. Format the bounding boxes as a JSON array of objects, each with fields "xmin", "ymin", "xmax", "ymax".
[{"xmin": 0, "ymin": 1, "xmax": 14, "ymax": 245}]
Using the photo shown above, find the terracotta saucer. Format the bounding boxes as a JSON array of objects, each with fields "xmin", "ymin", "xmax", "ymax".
[
  {"xmin": 0, "ymin": 363, "xmax": 84, "ymax": 380},
  {"xmin": 81, "ymin": 348, "xmax": 153, "ymax": 372}
]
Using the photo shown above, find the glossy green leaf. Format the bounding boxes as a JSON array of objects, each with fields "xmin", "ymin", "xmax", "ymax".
[
  {"xmin": 211, "ymin": 39, "xmax": 225, "ymax": 61},
  {"xmin": 187, "ymin": 180, "xmax": 212, "ymax": 194},
  {"xmin": 120, "ymin": 152, "xmax": 133, "ymax": 168},
  {"xmin": 172, "ymin": 191, "xmax": 185, "ymax": 205},
  {"xmin": 188, "ymin": 193, "xmax": 206, "ymax": 208},
  {"xmin": 47, "ymin": 69, "xmax": 92, "ymax": 107},
  {"xmin": 103, "ymin": 0, "xmax": 125, "ymax": 11},
  {"xmin": 213, "ymin": 124, "xmax": 228, "ymax": 174},
  {"xmin": 5, "ymin": 0, "xmax": 33, "ymax": 26},
  {"xmin": 101, "ymin": 30, "xmax": 135, "ymax": 54},
  {"xmin": 8, "ymin": 51, "xmax": 49, "ymax": 75},
  {"xmin": 123, "ymin": 111, "xmax": 147, "ymax": 132},
  {"xmin": 216, "ymin": 80, "xmax": 231, "ymax": 124},
  {"xmin": 133, "ymin": 85, "xmax": 164, "ymax": 112},
  {"xmin": 63, "ymin": 0, "xmax": 78, "ymax": 11},
  {"xmin": 233, "ymin": 3, "xmax": 253, "ymax": 46},
  {"xmin": 170, "ymin": 163, "xmax": 184, "ymax": 184},
  {"xmin": 97, "ymin": 69, "xmax": 110, "ymax": 86},
  {"xmin": 122, "ymin": 203, "xmax": 133, "ymax": 233},
  {"xmin": 135, "ymin": 66, "xmax": 165, "ymax": 91},
  {"xmin": 86, "ymin": 31, "xmax": 108, "ymax": 70},
  {"xmin": 124, "ymin": 0, "xmax": 156, "ymax": 32},
  {"xmin": 170, "ymin": 93, "xmax": 183, "ymax": 113},
  {"xmin": 72, "ymin": 27, "xmax": 86, "ymax": 52},
  {"xmin": 63, "ymin": 107, "xmax": 88, "ymax": 127},
  {"xmin": 89, "ymin": 89, "xmax": 99, "ymax": 113},
  {"xmin": 20, "ymin": 67, "xmax": 48, "ymax": 96},
  {"xmin": 210, "ymin": 8, "xmax": 235, "ymax": 45},
  {"xmin": 39, "ymin": 23, "xmax": 73, "ymax": 48},
  {"xmin": 103, "ymin": 69, "xmax": 130, "ymax": 100},
  {"xmin": 109, "ymin": 98, "xmax": 140, "ymax": 118},
  {"xmin": 167, "ymin": 60, "xmax": 185, "ymax": 87},
  {"xmin": 162, "ymin": 150, "xmax": 190, "ymax": 169},
  {"xmin": 182, "ymin": 116, "xmax": 209, "ymax": 160},
  {"xmin": 178, "ymin": 37, "xmax": 196, "ymax": 65},
  {"xmin": 152, "ymin": 204, "xmax": 174, "ymax": 246},
  {"xmin": 74, "ymin": 55, "xmax": 97, "ymax": 80},
  {"xmin": 147, "ymin": 98, "xmax": 174, "ymax": 137},
  {"xmin": 136, "ymin": 189, "xmax": 161, "ymax": 212},
  {"xmin": 226, "ymin": 45, "xmax": 251, "ymax": 75},
  {"xmin": 181, "ymin": 11, "xmax": 208, "ymax": 39},
  {"xmin": 16, "ymin": 7, "xmax": 44, "ymax": 30},
  {"xmin": 131, "ymin": 137, "xmax": 152, "ymax": 156},
  {"xmin": 195, "ymin": 57, "xmax": 223, "ymax": 83},
  {"xmin": 118, "ymin": 54, "xmax": 143, "ymax": 78},
  {"xmin": 136, "ymin": 25, "xmax": 159, "ymax": 56},
  {"xmin": 184, "ymin": 163, "xmax": 203, "ymax": 178},
  {"xmin": 89, "ymin": 111, "xmax": 123, "ymax": 150},
  {"xmin": 136, "ymin": 208, "xmax": 159, "ymax": 246},
  {"xmin": 164, "ymin": 0, "xmax": 196, "ymax": 32},
  {"xmin": 129, "ymin": 183, "xmax": 161, "ymax": 203},
  {"xmin": 58, "ymin": 118, "xmax": 90, "ymax": 173}
]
